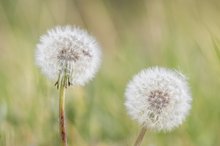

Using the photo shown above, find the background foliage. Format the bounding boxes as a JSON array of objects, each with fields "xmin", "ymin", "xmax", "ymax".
[{"xmin": 0, "ymin": 0, "xmax": 220, "ymax": 146}]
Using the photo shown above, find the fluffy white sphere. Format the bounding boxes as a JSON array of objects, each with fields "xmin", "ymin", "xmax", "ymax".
[
  {"xmin": 36, "ymin": 26, "xmax": 101, "ymax": 86},
  {"xmin": 125, "ymin": 67, "xmax": 192, "ymax": 132}
]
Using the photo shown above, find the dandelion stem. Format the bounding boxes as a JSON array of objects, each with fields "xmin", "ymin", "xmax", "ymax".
[
  {"xmin": 59, "ymin": 76, "xmax": 68, "ymax": 146},
  {"xmin": 134, "ymin": 127, "xmax": 147, "ymax": 146}
]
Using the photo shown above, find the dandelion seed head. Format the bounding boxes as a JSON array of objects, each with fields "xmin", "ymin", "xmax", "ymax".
[
  {"xmin": 125, "ymin": 67, "xmax": 192, "ymax": 132},
  {"xmin": 36, "ymin": 26, "xmax": 101, "ymax": 85}
]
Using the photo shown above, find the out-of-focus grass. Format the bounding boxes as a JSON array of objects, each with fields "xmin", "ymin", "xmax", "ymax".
[{"xmin": 0, "ymin": 0, "xmax": 220, "ymax": 146}]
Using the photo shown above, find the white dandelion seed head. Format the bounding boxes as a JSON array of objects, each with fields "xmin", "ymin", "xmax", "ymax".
[
  {"xmin": 125, "ymin": 67, "xmax": 192, "ymax": 132},
  {"xmin": 36, "ymin": 26, "xmax": 101, "ymax": 86}
]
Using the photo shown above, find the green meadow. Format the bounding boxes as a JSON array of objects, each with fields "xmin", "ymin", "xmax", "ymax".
[{"xmin": 0, "ymin": 0, "xmax": 220, "ymax": 145}]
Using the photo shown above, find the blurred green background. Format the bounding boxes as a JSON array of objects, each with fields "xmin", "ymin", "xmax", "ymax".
[{"xmin": 0, "ymin": 0, "xmax": 220, "ymax": 146}]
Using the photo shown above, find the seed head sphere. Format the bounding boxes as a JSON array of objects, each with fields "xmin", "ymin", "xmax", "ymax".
[
  {"xmin": 125, "ymin": 67, "xmax": 192, "ymax": 132},
  {"xmin": 36, "ymin": 26, "xmax": 101, "ymax": 85}
]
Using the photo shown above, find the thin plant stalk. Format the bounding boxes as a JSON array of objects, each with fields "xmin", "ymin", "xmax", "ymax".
[
  {"xmin": 134, "ymin": 127, "xmax": 147, "ymax": 146},
  {"xmin": 59, "ymin": 76, "xmax": 68, "ymax": 146}
]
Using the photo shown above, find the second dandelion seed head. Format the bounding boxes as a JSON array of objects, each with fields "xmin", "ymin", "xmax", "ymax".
[
  {"xmin": 125, "ymin": 67, "xmax": 192, "ymax": 132},
  {"xmin": 36, "ymin": 26, "xmax": 101, "ymax": 86}
]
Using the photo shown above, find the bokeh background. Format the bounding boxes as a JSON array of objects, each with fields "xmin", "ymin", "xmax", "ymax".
[{"xmin": 0, "ymin": 0, "xmax": 220, "ymax": 146}]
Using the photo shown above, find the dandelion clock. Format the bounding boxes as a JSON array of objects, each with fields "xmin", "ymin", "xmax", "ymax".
[
  {"xmin": 36, "ymin": 26, "xmax": 101, "ymax": 146},
  {"xmin": 125, "ymin": 67, "xmax": 192, "ymax": 146}
]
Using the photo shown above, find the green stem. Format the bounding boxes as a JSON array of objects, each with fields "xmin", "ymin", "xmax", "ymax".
[
  {"xmin": 59, "ymin": 76, "xmax": 68, "ymax": 146},
  {"xmin": 134, "ymin": 127, "xmax": 147, "ymax": 146}
]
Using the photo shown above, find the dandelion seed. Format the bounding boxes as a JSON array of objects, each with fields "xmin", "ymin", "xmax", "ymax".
[
  {"xmin": 36, "ymin": 25, "xmax": 101, "ymax": 86},
  {"xmin": 125, "ymin": 67, "xmax": 192, "ymax": 146}
]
